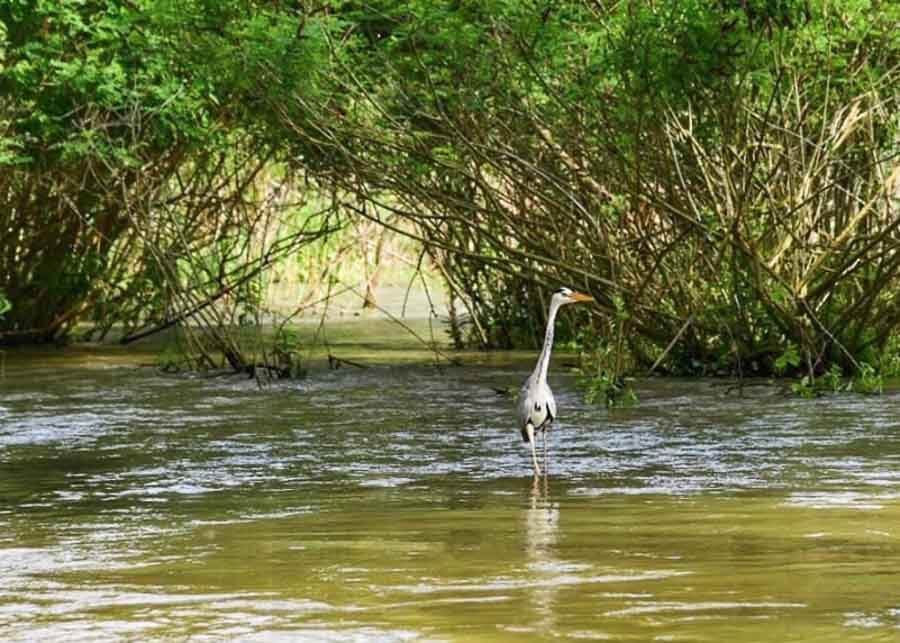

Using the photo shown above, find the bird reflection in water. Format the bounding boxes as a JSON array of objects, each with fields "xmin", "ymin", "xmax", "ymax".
[{"xmin": 525, "ymin": 475, "xmax": 561, "ymax": 635}]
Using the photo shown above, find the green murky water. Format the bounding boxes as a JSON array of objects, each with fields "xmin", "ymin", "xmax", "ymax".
[{"xmin": 3, "ymin": 324, "xmax": 900, "ymax": 641}]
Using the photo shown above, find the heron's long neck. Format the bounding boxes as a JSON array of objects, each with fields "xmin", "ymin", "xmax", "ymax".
[{"xmin": 533, "ymin": 301, "xmax": 561, "ymax": 387}]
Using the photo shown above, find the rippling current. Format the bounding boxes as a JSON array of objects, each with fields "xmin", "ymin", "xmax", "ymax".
[{"xmin": 2, "ymin": 342, "xmax": 900, "ymax": 641}]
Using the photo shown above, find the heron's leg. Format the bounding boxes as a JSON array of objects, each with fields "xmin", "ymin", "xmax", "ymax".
[
  {"xmin": 530, "ymin": 434, "xmax": 542, "ymax": 477},
  {"xmin": 542, "ymin": 427, "xmax": 549, "ymax": 475}
]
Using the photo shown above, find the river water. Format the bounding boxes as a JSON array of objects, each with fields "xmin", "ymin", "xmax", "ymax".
[{"xmin": 2, "ymin": 323, "xmax": 900, "ymax": 641}]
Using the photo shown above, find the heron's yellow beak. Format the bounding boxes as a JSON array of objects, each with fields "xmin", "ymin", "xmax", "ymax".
[{"xmin": 570, "ymin": 291, "xmax": 595, "ymax": 303}]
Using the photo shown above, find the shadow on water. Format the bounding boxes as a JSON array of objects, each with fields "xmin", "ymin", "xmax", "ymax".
[{"xmin": 2, "ymin": 331, "xmax": 900, "ymax": 640}]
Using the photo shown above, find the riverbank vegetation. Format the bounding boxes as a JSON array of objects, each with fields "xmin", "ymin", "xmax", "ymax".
[{"xmin": 3, "ymin": 1, "xmax": 899, "ymax": 391}]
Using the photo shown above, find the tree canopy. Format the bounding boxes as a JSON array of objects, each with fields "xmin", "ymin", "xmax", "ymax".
[{"xmin": 2, "ymin": 1, "xmax": 900, "ymax": 383}]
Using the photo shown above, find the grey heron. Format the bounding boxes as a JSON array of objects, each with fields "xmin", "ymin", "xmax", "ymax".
[{"xmin": 518, "ymin": 287, "xmax": 594, "ymax": 476}]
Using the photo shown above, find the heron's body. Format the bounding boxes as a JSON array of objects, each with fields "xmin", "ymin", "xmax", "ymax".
[
  {"xmin": 517, "ymin": 374, "xmax": 556, "ymax": 442},
  {"xmin": 516, "ymin": 287, "xmax": 593, "ymax": 476}
]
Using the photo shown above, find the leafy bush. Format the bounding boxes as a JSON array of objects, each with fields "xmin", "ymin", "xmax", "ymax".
[
  {"xmin": 302, "ymin": 0, "xmax": 900, "ymax": 380},
  {"xmin": 0, "ymin": 1, "xmax": 340, "ymax": 344}
]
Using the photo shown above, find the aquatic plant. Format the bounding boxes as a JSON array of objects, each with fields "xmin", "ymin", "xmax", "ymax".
[{"xmin": 0, "ymin": 292, "xmax": 9, "ymax": 321}]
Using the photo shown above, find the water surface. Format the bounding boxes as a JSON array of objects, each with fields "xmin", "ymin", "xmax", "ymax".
[{"xmin": 2, "ymin": 331, "xmax": 900, "ymax": 641}]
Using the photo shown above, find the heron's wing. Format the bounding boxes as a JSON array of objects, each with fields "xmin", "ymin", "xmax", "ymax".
[
  {"xmin": 517, "ymin": 375, "xmax": 536, "ymax": 429},
  {"xmin": 546, "ymin": 384, "xmax": 557, "ymax": 421}
]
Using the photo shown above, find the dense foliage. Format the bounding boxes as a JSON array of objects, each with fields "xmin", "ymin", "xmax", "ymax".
[
  {"xmin": 3, "ymin": 1, "xmax": 900, "ymax": 385},
  {"xmin": 0, "ymin": 0, "xmax": 335, "ymax": 346},
  {"xmin": 305, "ymin": 0, "xmax": 900, "ymax": 380}
]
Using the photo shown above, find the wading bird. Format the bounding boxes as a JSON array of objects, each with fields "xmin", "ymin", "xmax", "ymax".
[{"xmin": 518, "ymin": 287, "xmax": 594, "ymax": 476}]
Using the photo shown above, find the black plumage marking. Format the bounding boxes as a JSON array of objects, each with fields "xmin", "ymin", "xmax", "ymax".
[{"xmin": 534, "ymin": 402, "xmax": 541, "ymax": 412}]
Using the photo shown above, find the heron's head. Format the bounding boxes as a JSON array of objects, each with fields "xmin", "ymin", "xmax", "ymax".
[{"xmin": 553, "ymin": 287, "xmax": 595, "ymax": 306}]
